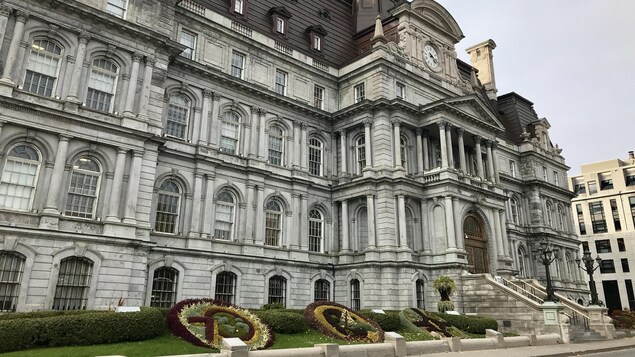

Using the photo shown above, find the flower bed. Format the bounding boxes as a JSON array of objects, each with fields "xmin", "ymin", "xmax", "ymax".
[
  {"xmin": 400, "ymin": 308, "xmax": 453, "ymax": 337},
  {"xmin": 166, "ymin": 299, "xmax": 273, "ymax": 350},
  {"xmin": 304, "ymin": 301, "xmax": 384, "ymax": 343}
]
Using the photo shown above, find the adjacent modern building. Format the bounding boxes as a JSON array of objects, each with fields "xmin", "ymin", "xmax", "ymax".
[
  {"xmin": 0, "ymin": 0, "xmax": 587, "ymax": 313},
  {"xmin": 569, "ymin": 152, "xmax": 635, "ymax": 312}
]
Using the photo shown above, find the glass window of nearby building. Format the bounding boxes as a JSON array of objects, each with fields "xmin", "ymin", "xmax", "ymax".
[
  {"xmin": 179, "ymin": 29, "xmax": 197, "ymax": 60},
  {"xmin": 618, "ymin": 238, "xmax": 626, "ymax": 252},
  {"xmin": 588, "ymin": 201, "xmax": 607, "ymax": 234},
  {"xmin": 155, "ymin": 179, "xmax": 182, "ymax": 234},
  {"xmin": 106, "ymin": 0, "xmax": 127, "ymax": 18},
  {"xmin": 268, "ymin": 275, "xmax": 286, "ymax": 306},
  {"xmin": 599, "ymin": 259, "xmax": 615, "ymax": 274},
  {"xmin": 314, "ymin": 279, "xmax": 330, "ymax": 301},
  {"xmin": 622, "ymin": 259, "xmax": 630, "ymax": 273},
  {"xmin": 265, "ymin": 200, "xmax": 282, "ymax": 246},
  {"xmin": 231, "ymin": 52, "xmax": 245, "ymax": 78},
  {"xmin": 0, "ymin": 251, "xmax": 26, "ymax": 312},
  {"xmin": 267, "ymin": 126, "xmax": 284, "ymax": 166},
  {"xmin": 313, "ymin": 85, "xmax": 324, "ymax": 109},
  {"xmin": 350, "ymin": 279, "xmax": 360, "ymax": 310},
  {"xmin": 65, "ymin": 157, "xmax": 101, "ymax": 219},
  {"xmin": 354, "ymin": 83, "xmax": 365, "ymax": 103},
  {"xmin": 215, "ymin": 271, "xmax": 237, "ymax": 304},
  {"xmin": 24, "ymin": 39, "xmax": 63, "ymax": 97},
  {"xmin": 86, "ymin": 58, "xmax": 118, "ymax": 112},
  {"xmin": 308, "ymin": 138, "xmax": 323, "ymax": 176},
  {"xmin": 626, "ymin": 173, "xmax": 635, "ymax": 186},
  {"xmin": 588, "ymin": 181, "xmax": 598, "ymax": 194},
  {"xmin": 576, "ymin": 204, "xmax": 587, "ymax": 235},
  {"xmin": 166, "ymin": 94, "xmax": 190, "ymax": 140},
  {"xmin": 416, "ymin": 279, "xmax": 425, "ymax": 308},
  {"xmin": 600, "ymin": 178, "xmax": 614, "ymax": 190},
  {"xmin": 308, "ymin": 209, "xmax": 324, "ymax": 253},
  {"xmin": 595, "ymin": 239, "xmax": 611, "ymax": 253},
  {"xmin": 150, "ymin": 267, "xmax": 178, "ymax": 308},
  {"xmin": 626, "ymin": 280, "xmax": 635, "ymax": 311},
  {"xmin": 220, "ymin": 111, "xmax": 240, "ymax": 154},
  {"xmin": 581, "ymin": 241, "xmax": 590, "ymax": 252},
  {"xmin": 274, "ymin": 70, "xmax": 287, "ymax": 95},
  {"xmin": 214, "ymin": 190, "xmax": 236, "ymax": 240},
  {"xmin": 52, "ymin": 257, "xmax": 93, "ymax": 310},
  {"xmin": 630, "ymin": 197, "xmax": 635, "ymax": 227},
  {"xmin": 0, "ymin": 144, "xmax": 41, "ymax": 212},
  {"xmin": 573, "ymin": 183, "xmax": 586, "ymax": 194},
  {"xmin": 610, "ymin": 199, "xmax": 621, "ymax": 232}
]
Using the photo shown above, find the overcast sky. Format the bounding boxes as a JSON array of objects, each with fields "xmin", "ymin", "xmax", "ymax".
[{"xmin": 437, "ymin": 0, "xmax": 635, "ymax": 175}]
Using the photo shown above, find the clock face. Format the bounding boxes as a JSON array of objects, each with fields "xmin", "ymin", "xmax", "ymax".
[{"xmin": 423, "ymin": 44, "xmax": 439, "ymax": 69}]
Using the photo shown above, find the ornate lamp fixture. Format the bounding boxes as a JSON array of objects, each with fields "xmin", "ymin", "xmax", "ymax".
[
  {"xmin": 532, "ymin": 240, "xmax": 560, "ymax": 303},
  {"xmin": 575, "ymin": 250, "xmax": 604, "ymax": 306}
]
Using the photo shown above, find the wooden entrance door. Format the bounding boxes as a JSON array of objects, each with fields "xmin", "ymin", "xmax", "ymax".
[{"xmin": 463, "ymin": 215, "xmax": 489, "ymax": 274}]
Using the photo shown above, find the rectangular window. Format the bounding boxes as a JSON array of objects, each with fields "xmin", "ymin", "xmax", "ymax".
[
  {"xmin": 622, "ymin": 258, "xmax": 630, "ymax": 273},
  {"xmin": 574, "ymin": 183, "xmax": 586, "ymax": 194},
  {"xmin": 626, "ymin": 174, "xmax": 635, "ymax": 186},
  {"xmin": 275, "ymin": 70, "xmax": 287, "ymax": 95},
  {"xmin": 230, "ymin": 52, "xmax": 245, "ymax": 79},
  {"xmin": 106, "ymin": 0, "xmax": 127, "ymax": 18},
  {"xmin": 576, "ymin": 204, "xmax": 587, "ymax": 235},
  {"xmin": 588, "ymin": 181, "xmax": 598, "ymax": 194},
  {"xmin": 179, "ymin": 29, "xmax": 197, "ymax": 60},
  {"xmin": 276, "ymin": 17, "xmax": 285, "ymax": 33},
  {"xmin": 595, "ymin": 239, "xmax": 612, "ymax": 253},
  {"xmin": 396, "ymin": 82, "xmax": 405, "ymax": 99},
  {"xmin": 600, "ymin": 178, "xmax": 614, "ymax": 190},
  {"xmin": 52, "ymin": 257, "xmax": 93, "ymax": 311},
  {"xmin": 626, "ymin": 280, "xmax": 635, "ymax": 310},
  {"xmin": 509, "ymin": 160, "xmax": 517, "ymax": 178},
  {"xmin": 589, "ymin": 201, "xmax": 607, "ymax": 234},
  {"xmin": 234, "ymin": 0, "xmax": 244, "ymax": 14},
  {"xmin": 268, "ymin": 277, "xmax": 286, "ymax": 306},
  {"xmin": 86, "ymin": 59, "xmax": 118, "ymax": 113},
  {"xmin": 599, "ymin": 259, "xmax": 616, "ymax": 274},
  {"xmin": 313, "ymin": 35, "xmax": 321, "ymax": 51},
  {"xmin": 350, "ymin": 280, "xmax": 361, "ymax": 311},
  {"xmin": 553, "ymin": 171, "xmax": 560, "ymax": 186},
  {"xmin": 354, "ymin": 83, "xmax": 365, "ymax": 103},
  {"xmin": 0, "ymin": 252, "xmax": 25, "ymax": 312},
  {"xmin": 610, "ymin": 199, "xmax": 621, "ymax": 231},
  {"xmin": 582, "ymin": 241, "xmax": 590, "ymax": 252},
  {"xmin": 313, "ymin": 85, "xmax": 324, "ymax": 109},
  {"xmin": 618, "ymin": 238, "xmax": 626, "ymax": 252},
  {"xmin": 542, "ymin": 166, "xmax": 548, "ymax": 181},
  {"xmin": 630, "ymin": 197, "xmax": 635, "ymax": 227}
]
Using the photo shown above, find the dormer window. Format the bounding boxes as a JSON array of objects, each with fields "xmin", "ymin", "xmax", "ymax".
[
  {"xmin": 269, "ymin": 7, "xmax": 291, "ymax": 38},
  {"xmin": 306, "ymin": 25, "xmax": 327, "ymax": 53},
  {"xmin": 313, "ymin": 36, "xmax": 321, "ymax": 51},
  {"xmin": 230, "ymin": 0, "xmax": 247, "ymax": 17},
  {"xmin": 234, "ymin": 0, "xmax": 243, "ymax": 14}
]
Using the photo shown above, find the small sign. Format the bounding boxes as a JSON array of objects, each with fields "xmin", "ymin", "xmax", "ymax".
[
  {"xmin": 115, "ymin": 306, "xmax": 141, "ymax": 313},
  {"xmin": 445, "ymin": 310, "xmax": 460, "ymax": 315},
  {"xmin": 371, "ymin": 309, "xmax": 386, "ymax": 314}
]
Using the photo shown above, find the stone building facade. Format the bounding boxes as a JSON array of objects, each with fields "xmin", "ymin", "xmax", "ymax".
[{"xmin": 0, "ymin": 0, "xmax": 587, "ymax": 313}]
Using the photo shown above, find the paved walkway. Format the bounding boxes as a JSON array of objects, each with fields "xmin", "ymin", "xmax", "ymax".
[{"xmin": 420, "ymin": 337, "xmax": 635, "ymax": 357}]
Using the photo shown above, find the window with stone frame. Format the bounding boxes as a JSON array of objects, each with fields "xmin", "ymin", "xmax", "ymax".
[
  {"xmin": 354, "ymin": 83, "xmax": 365, "ymax": 103},
  {"xmin": 274, "ymin": 70, "xmax": 287, "ymax": 96},
  {"xmin": 52, "ymin": 256, "xmax": 93, "ymax": 311},
  {"xmin": 0, "ymin": 144, "xmax": 41, "ymax": 212},
  {"xmin": 267, "ymin": 125, "xmax": 284, "ymax": 166},
  {"xmin": 556, "ymin": 204, "xmax": 566, "ymax": 231},
  {"xmin": 179, "ymin": 28, "xmax": 197, "ymax": 60},
  {"xmin": 350, "ymin": 279, "xmax": 361, "ymax": 311},
  {"xmin": 545, "ymin": 202, "xmax": 554, "ymax": 228},
  {"xmin": 405, "ymin": 208, "xmax": 415, "ymax": 250},
  {"xmin": 214, "ymin": 190, "xmax": 236, "ymax": 240},
  {"xmin": 400, "ymin": 136, "xmax": 408, "ymax": 172},
  {"xmin": 154, "ymin": 179, "xmax": 182, "ymax": 234},
  {"xmin": 269, "ymin": 7, "xmax": 291, "ymax": 37},
  {"xmin": 509, "ymin": 160, "xmax": 517, "ymax": 178},
  {"xmin": 215, "ymin": 271, "xmax": 237, "ymax": 304},
  {"xmin": 106, "ymin": 0, "xmax": 127, "ymax": 18},
  {"xmin": 0, "ymin": 251, "xmax": 26, "ymax": 312},
  {"xmin": 517, "ymin": 245, "xmax": 528, "ymax": 277},
  {"xmin": 509, "ymin": 196, "xmax": 520, "ymax": 224},
  {"xmin": 313, "ymin": 85, "xmax": 324, "ymax": 109},
  {"xmin": 231, "ymin": 0, "xmax": 246, "ymax": 16},
  {"xmin": 86, "ymin": 58, "xmax": 118, "ymax": 113},
  {"xmin": 308, "ymin": 209, "xmax": 324, "ymax": 252},
  {"xmin": 396, "ymin": 82, "xmax": 405, "ymax": 99},
  {"xmin": 65, "ymin": 157, "xmax": 102, "ymax": 219},
  {"xmin": 24, "ymin": 38, "xmax": 63, "ymax": 97},
  {"xmin": 308, "ymin": 138, "xmax": 324, "ymax": 176},
  {"xmin": 150, "ymin": 267, "xmax": 178, "ymax": 308},
  {"xmin": 265, "ymin": 200, "xmax": 283, "ymax": 246},
  {"xmin": 355, "ymin": 136, "xmax": 366, "ymax": 174},
  {"xmin": 230, "ymin": 51, "xmax": 245, "ymax": 79},
  {"xmin": 589, "ymin": 201, "xmax": 607, "ymax": 234},
  {"xmin": 415, "ymin": 279, "xmax": 425, "ymax": 308},
  {"xmin": 314, "ymin": 279, "xmax": 330, "ymax": 301},
  {"xmin": 220, "ymin": 111, "xmax": 241, "ymax": 154},
  {"xmin": 306, "ymin": 25, "xmax": 327, "ymax": 53},
  {"xmin": 165, "ymin": 94, "xmax": 191, "ymax": 140},
  {"xmin": 268, "ymin": 275, "xmax": 286, "ymax": 306}
]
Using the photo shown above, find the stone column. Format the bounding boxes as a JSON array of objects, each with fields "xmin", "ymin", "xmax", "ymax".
[
  {"xmin": 208, "ymin": 93, "xmax": 221, "ymax": 148},
  {"xmin": 486, "ymin": 140, "xmax": 495, "ymax": 181},
  {"xmin": 105, "ymin": 149, "xmax": 127, "ymax": 222},
  {"xmin": 300, "ymin": 123, "xmax": 309, "ymax": 171},
  {"xmin": 117, "ymin": 74, "xmax": 130, "ymax": 113},
  {"xmin": 438, "ymin": 122, "xmax": 448, "ymax": 168},
  {"xmin": 244, "ymin": 107, "xmax": 256, "ymax": 157},
  {"xmin": 422, "ymin": 130, "xmax": 430, "ymax": 170},
  {"xmin": 474, "ymin": 135, "xmax": 484, "ymax": 179},
  {"xmin": 257, "ymin": 110, "xmax": 267, "ymax": 160},
  {"xmin": 393, "ymin": 119, "xmax": 402, "ymax": 169},
  {"xmin": 416, "ymin": 128, "xmax": 424, "ymax": 173},
  {"xmin": 122, "ymin": 150, "xmax": 143, "ymax": 224},
  {"xmin": 499, "ymin": 209, "xmax": 510, "ymax": 256},
  {"xmin": 300, "ymin": 195, "xmax": 308, "ymax": 248},
  {"xmin": 137, "ymin": 55, "xmax": 155, "ymax": 120},
  {"xmin": 122, "ymin": 52, "xmax": 142, "ymax": 117},
  {"xmin": 292, "ymin": 122, "xmax": 301, "ymax": 169},
  {"xmin": 254, "ymin": 186, "xmax": 265, "ymax": 244},
  {"xmin": 0, "ymin": 4, "xmax": 12, "ymax": 54},
  {"xmin": 64, "ymin": 32, "xmax": 91, "ymax": 103},
  {"xmin": 364, "ymin": 120, "xmax": 372, "ymax": 168},
  {"xmin": 421, "ymin": 199, "xmax": 431, "ymax": 253},
  {"xmin": 339, "ymin": 130, "xmax": 348, "ymax": 176},
  {"xmin": 290, "ymin": 192, "xmax": 300, "ymax": 249},
  {"xmin": 493, "ymin": 209, "xmax": 505, "ymax": 256},
  {"xmin": 444, "ymin": 196, "xmax": 456, "ymax": 250},
  {"xmin": 341, "ymin": 200, "xmax": 350, "ymax": 251},
  {"xmin": 492, "ymin": 142, "xmax": 500, "ymax": 183},
  {"xmin": 445, "ymin": 123, "xmax": 454, "ymax": 168},
  {"xmin": 203, "ymin": 174, "xmax": 216, "ymax": 238},
  {"xmin": 366, "ymin": 194, "xmax": 376, "ymax": 248},
  {"xmin": 198, "ymin": 90, "xmax": 212, "ymax": 145},
  {"xmin": 453, "ymin": 197, "xmax": 463, "ymax": 250},
  {"xmin": 0, "ymin": 10, "xmax": 27, "ymax": 85},
  {"xmin": 457, "ymin": 128, "xmax": 467, "ymax": 172},
  {"xmin": 397, "ymin": 195, "xmax": 408, "ymax": 249},
  {"xmin": 189, "ymin": 171, "xmax": 204, "ymax": 237},
  {"xmin": 42, "ymin": 135, "xmax": 70, "ymax": 214},
  {"xmin": 243, "ymin": 182, "xmax": 255, "ymax": 243}
]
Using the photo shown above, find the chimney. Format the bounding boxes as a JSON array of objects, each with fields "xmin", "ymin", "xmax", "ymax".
[
  {"xmin": 628, "ymin": 150, "xmax": 634, "ymax": 162},
  {"xmin": 466, "ymin": 39, "xmax": 498, "ymax": 100}
]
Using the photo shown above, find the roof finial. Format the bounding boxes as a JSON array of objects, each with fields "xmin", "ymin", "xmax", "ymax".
[{"xmin": 371, "ymin": 15, "xmax": 386, "ymax": 46}]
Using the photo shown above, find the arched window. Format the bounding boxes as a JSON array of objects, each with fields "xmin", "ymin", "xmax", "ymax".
[
  {"xmin": 314, "ymin": 279, "xmax": 330, "ymax": 301},
  {"xmin": 400, "ymin": 136, "xmax": 408, "ymax": 173},
  {"xmin": 350, "ymin": 279, "xmax": 361, "ymax": 310},
  {"xmin": 308, "ymin": 209, "xmax": 324, "ymax": 253},
  {"xmin": 86, "ymin": 58, "xmax": 118, "ymax": 112},
  {"xmin": 406, "ymin": 208, "xmax": 415, "ymax": 250},
  {"xmin": 215, "ymin": 271, "xmax": 237, "ymax": 304},
  {"xmin": 357, "ymin": 207, "xmax": 368, "ymax": 251},
  {"xmin": 165, "ymin": 94, "xmax": 190, "ymax": 140},
  {"xmin": 268, "ymin": 126, "xmax": 284, "ymax": 166},
  {"xmin": 265, "ymin": 200, "xmax": 283, "ymax": 246},
  {"xmin": 415, "ymin": 279, "xmax": 425, "ymax": 309},
  {"xmin": 557, "ymin": 205, "xmax": 566, "ymax": 231},
  {"xmin": 517, "ymin": 245, "xmax": 528, "ymax": 278},
  {"xmin": 545, "ymin": 202, "xmax": 554, "ymax": 228},
  {"xmin": 65, "ymin": 157, "xmax": 101, "ymax": 219},
  {"xmin": 150, "ymin": 267, "xmax": 178, "ymax": 308},
  {"xmin": 0, "ymin": 144, "xmax": 41, "ymax": 211},
  {"xmin": 52, "ymin": 257, "xmax": 93, "ymax": 310},
  {"xmin": 220, "ymin": 111, "xmax": 240, "ymax": 154},
  {"xmin": 355, "ymin": 136, "xmax": 366, "ymax": 174},
  {"xmin": 566, "ymin": 253, "xmax": 576, "ymax": 282},
  {"xmin": 0, "ymin": 251, "xmax": 26, "ymax": 312},
  {"xmin": 214, "ymin": 190, "xmax": 236, "ymax": 240},
  {"xmin": 510, "ymin": 197, "xmax": 520, "ymax": 224},
  {"xmin": 155, "ymin": 179, "xmax": 182, "ymax": 234},
  {"xmin": 268, "ymin": 275, "xmax": 286, "ymax": 306},
  {"xmin": 24, "ymin": 39, "xmax": 63, "ymax": 96},
  {"xmin": 308, "ymin": 138, "xmax": 323, "ymax": 176}
]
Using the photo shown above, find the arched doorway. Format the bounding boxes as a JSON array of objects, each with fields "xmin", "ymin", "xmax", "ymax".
[{"xmin": 464, "ymin": 214, "xmax": 489, "ymax": 273}]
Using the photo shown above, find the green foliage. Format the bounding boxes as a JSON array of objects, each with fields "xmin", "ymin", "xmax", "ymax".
[
  {"xmin": 359, "ymin": 310, "xmax": 402, "ymax": 332},
  {"xmin": 433, "ymin": 312, "xmax": 499, "ymax": 334},
  {"xmin": 0, "ymin": 307, "xmax": 165, "ymax": 353},
  {"xmin": 437, "ymin": 300, "xmax": 455, "ymax": 313},
  {"xmin": 432, "ymin": 276, "xmax": 457, "ymax": 298},
  {"xmin": 261, "ymin": 303, "xmax": 285, "ymax": 310},
  {"xmin": 610, "ymin": 310, "xmax": 635, "ymax": 329},
  {"xmin": 0, "ymin": 310, "xmax": 110, "ymax": 321},
  {"xmin": 253, "ymin": 309, "xmax": 308, "ymax": 334}
]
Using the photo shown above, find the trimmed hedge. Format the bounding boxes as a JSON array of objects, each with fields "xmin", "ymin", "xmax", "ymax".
[
  {"xmin": 0, "ymin": 309, "xmax": 110, "ymax": 321},
  {"xmin": 611, "ymin": 310, "xmax": 635, "ymax": 329},
  {"xmin": 359, "ymin": 310, "xmax": 402, "ymax": 332},
  {"xmin": 253, "ymin": 309, "xmax": 308, "ymax": 334},
  {"xmin": 433, "ymin": 312, "xmax": 498, "ymax": 334},
  {"xmin": 0, "ymin": 307, "xmax": 165, "ymax": 353}
]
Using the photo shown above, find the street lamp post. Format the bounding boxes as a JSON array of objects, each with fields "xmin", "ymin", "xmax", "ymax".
[
  {"xmin": 575, "ymin": 250, "xmax": 603, "ymax": 306},
  {"xmin": 532, "ymin": 241, "xmax": 560, "ymax": 303}
]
